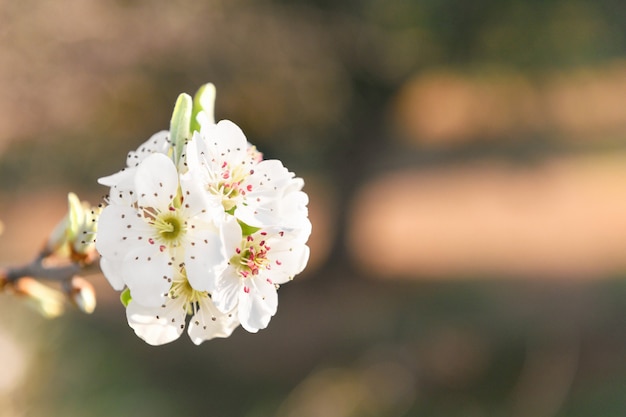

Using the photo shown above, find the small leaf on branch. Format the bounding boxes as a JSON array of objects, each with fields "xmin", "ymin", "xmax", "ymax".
[{"xmin": 120, "ymin": 288, "xmax": 132, "ymax": 307}]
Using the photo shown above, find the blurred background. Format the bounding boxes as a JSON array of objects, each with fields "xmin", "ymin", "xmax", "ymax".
[{"xmin": 1, "ymin": 0, "xmax": 626, "ymax": 416}]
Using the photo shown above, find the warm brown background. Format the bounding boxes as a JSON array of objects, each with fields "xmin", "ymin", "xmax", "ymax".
[{"xmin": 1, "ymin": 1, "xmax": 626, "ymax": 416}]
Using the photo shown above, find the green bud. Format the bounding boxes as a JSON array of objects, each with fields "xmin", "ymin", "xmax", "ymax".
[
  {"xmin": 67, "ymin": 192, "xmax": 84, "ymax": 241},
  {"xmin": 169, "ymin": 93, "xmax": 193, "ymax": 165},
  {"xmin": 190, "ymin": 83, "xmax": 216, "ymax": 133},
  {"xmin": 46, "ymin": 193, "xmax": 99, "ymax": 261}
]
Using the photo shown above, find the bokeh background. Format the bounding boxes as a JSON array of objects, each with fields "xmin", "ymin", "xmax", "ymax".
[{"xmin": 1, "ymin": 0, "xmax": 626, "ymax": 416}]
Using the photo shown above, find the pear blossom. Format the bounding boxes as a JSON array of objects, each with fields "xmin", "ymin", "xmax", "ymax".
[
  {"xmin": 95, "ymin": 82, "xmax": 311, "ymax": 345},
  {"xmin": 126, "ymin": 267, "xmax": 239, "ymax": 345},
  {"xmin": 96, "ymin": 152, "xmax": 226, "ymax": 306},
  {"xmin": 186, "ymin": 121, "xmax": 309, "ymax": 230},
  {"xmin": 212, "ymin": 217, "xmax": 310, "ymax": 333}
]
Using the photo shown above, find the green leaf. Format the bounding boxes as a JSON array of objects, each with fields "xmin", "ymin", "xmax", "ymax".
[
  {"xmin": 239, "ymin": 220, "xmax": 261, "ymax": 237},
  {"xmin": 169, "ymin": 93, "xmax": 193, "ymax": 164},
  {"xmin": 120, "ymin": 288, "xmax": 132, "ymax": 307},
  {"xmin": 190, "ymin": 83, "xmax": 216, "ymax": 134}
]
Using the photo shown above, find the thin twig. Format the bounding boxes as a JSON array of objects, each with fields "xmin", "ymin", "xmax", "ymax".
[{"xmin": 4, "ymin": 256, "xmax": 80, "ymax": 283}]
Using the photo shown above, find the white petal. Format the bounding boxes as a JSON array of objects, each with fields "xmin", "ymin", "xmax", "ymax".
[
  {"xmin": 250, "ymin": 159, "xmax": 293, "ymax": 189},
  {"xmin": 122, "ymin": 245, "xmax": 173, "ymax": 307},
  {"xmin": 98, "ymin": 167, "xmax": 135, "ymax": 188},
  {"xmin": 187, "ymin": 298, "xmax": 239, "ymax": 345},
  {"xmin": 278, "ymin": 190, "xmax": 310, "ymax": 229},
  {"xmin": 126, "ymin": 298, "xmax": 186, "ymax": 346},
  {"xmin": 265, "ymin": 233, "xmax": 311, "ymax": 284},
  {"xmin": 95, "ymin": 205, "xmax": 153, "ymax": 261},
  {"xmin": 238, "ymin": 278, "xmax": 278, "ymax": 333},
  {"xmin": 126, "ymin": 130, "xmax": 171, "ymax": 168},
  {"xmin": 99, "ymin": 257, "xmax": 125, "ymax": 291},
  {"xmin": 233, "ymin": 204, "xmax": 270, "ymax": 228},
  {"xmin": 206, "ymin": 120, "xmax": 248, "ymax": 163},
  {"xmin": 212, "ymin": 266, "xmax": 242, "ymax": 313},
  {"xmin": 179, "ymin": 161, "xmax": 223, "ymax": 218},
  {"xmin": 285, "ymin": 176, "xmax": 305, "ymax": 194},
  {"xmin": 236, "ymin": 160, "xmax": 307, "ymax": 228},
  {"xmin": 220, "ymin": 215, "xmax": 242, "ymax": 256},
  {"xmin": 99, "ymin": 167, "xmax": 145, "ymax": 206},
  {"xmin": 184, "ymin": 227, "xmax": 225, "ymax": 293},
  {"xmin": 255, "ymin": 276, "xmax": 279, "ymax": 315},
  {"xmin": 135, "ymin": 153, "xmax": 179, "ymax": 210}
]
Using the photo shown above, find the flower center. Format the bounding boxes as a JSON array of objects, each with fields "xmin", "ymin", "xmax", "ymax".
[
  {"xmin": 169, "ymin": 275, "xmax": 206, "ymax": 315},
  {"xmin": 153, "ymin": 210, "xmax": 185, "ymax": 246},
  {"xmin": 208, "ymin": 163, "xmax": 252, "ymax": 211},
  {"xmin": 231, "ymin": 234, "xmax": 271, "ymax": 278}
]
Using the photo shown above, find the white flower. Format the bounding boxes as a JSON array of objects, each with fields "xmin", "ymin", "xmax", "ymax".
[
  {"xmin": 96, "ymin": 153, "xmax": 226, "ymax": 307},
  {"xmin": 212, "ymin": 217, "xmax": 310, "ymax": 333},
  {"xmin": 187, "ymin": 120, "xmax": 309, "ymax": 230},
  {"xmin": 126, "ymin": 267, "xmax": 239, "ymax": 346}
]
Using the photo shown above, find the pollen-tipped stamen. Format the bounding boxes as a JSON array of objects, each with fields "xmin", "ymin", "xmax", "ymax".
[{"xmin": 232, "ymin": 236, "xmax": 271, "ymax": 278}]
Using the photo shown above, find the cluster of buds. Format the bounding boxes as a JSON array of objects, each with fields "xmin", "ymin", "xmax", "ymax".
[{"xmin": 0, "ymin": 193, "xmax": 100, "ymax": 317}]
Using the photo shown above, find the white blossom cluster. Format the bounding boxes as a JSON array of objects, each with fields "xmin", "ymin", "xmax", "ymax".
[{"xmin": 95, "ymin": 84, "xmax": 311, "ymax": 345}]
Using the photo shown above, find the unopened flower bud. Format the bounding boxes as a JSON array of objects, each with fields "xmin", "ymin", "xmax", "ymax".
[
  {"xmin": 169, "ymin": 93, "xmax": 192, "ymax": 165},
  {"xmin": 67, "ymin": 276, "xmax": 96, "ymax": 314},
  {"xmin": 191, "ymin": 82, "xmax": 216, "ymax": 132},
  {"xmin": 45, "ymin": 193, "xmax": 100, "ymax": 263},
  {"xmin": 13, "ymin": 277, "xmax": 65, "ymax": 318}
]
